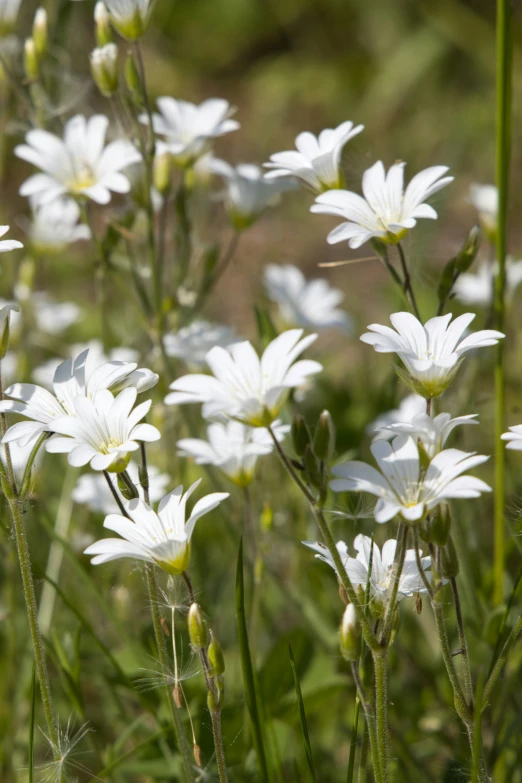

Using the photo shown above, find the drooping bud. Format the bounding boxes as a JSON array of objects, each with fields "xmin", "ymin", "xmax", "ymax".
[
  {"xmin": 417, "ymin": 438, "xmax": 431, "ymax": 475},
  {"xmin": 437, "ymin": 258, "xmax": 456, "ymax": 308},
  {"xmin": 24, "ymin": 39, "xmax": 39, "ymax": 82},
  {"xmin": 117, "ymin": 471, "xmax": 139, "ymax": 500},
  {"xmin": 90, "ymin": 43, "xmax": 119, "ymax": 98},
  {"xmin": 441, "ymin": 537, "xmax": 459, "ymax": 579},
  {"xmin": 303, "ymin": 444, "xmax": 322, "ymax": 490},
  {"xmin": 188, "ymin": 603, "xmax": 208, "ymax": 650},
  {"xmin": 0, "ymin": 304, "xmax": 19, "ymax": 361},
  {"xmin": 313, "ymin": 410, "xmax": 335, "ymax": 461},
  {"xmin": 33, "ymin": 8, "xmax": 48, "ymax": 58},
  {"xmin": 291, "ymin": 414, "xmax": 311, "ymax": 458},
  {"xmin": 340, "ymin": 603, "xmax": 361, "ymax": 662},
  {"xmin": 208, "ymin": 632, "xmax": 225, "ymax": 676},
  {"xmin": 430, "ymin": 503, "xmax": 451, "ymax": 546},
  {"xmin": 153, "ymin": 149, "xmax": 172, "ymax": 195},
  {"xmin": 94, "ymin": 2, "xmax": 113, "ymax": 47},
  {"xmin": 454, "ymin": 225, "xmax": 481, "ymax": 274}
]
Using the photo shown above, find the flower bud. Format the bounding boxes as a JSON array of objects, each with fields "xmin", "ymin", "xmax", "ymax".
[
  {"xmin": 441, "ymin": 537, "xmax": 459, "ymax": 579},
  {"xmin": 188, "ymin": 603, "xmax": 208, "ymax": 650},
  {"xmin": 0, "ymin": 304, "xmax": 18, "ymax": 361},
  {"xmin": 207, "ymin": 685, "xmax": 224, "ymax": 712},
  {"xmin": 124, "ymin": 52, "xmax": 141, "ymax": 97},
  {"xmin": 437, "ymin": 257, "xmax": 456, "ymax": 307},
  {"xmin": 208, "ymin": 632, "xmax": 225, "ymax": 676},
  {"xmin": 24, "ymin": 39, "xmax": 39, "ymax": 82},
  {"xmin": 430, "ymin": 504, "xmax": 451, "ymax": 546},
  {"xmin": 153, "ymin": 150, "xmax": 172, "ymax": 195},
  {"xmin": 107, "ymin": 451, "xmax": 132, "ymax": 474},
  {"xmin": 94, "ymin": 2, "xmax": 113, "ymax": 47},
  {"xmin": 33, "ymin": 8, "xmax": 48, "ymax": 58},
  {"xmin": 108, "ymin": 0, "xmax": 150, "ymax": 41},
  {"xmin": 303, "ymin": 444, "xmax": 322, "ymax": 490},
  {"xmin": 313, "ymin": 410, "xmax": 335, "ymax": 461},
  {"xmin": 90, "ymin": 43, "xmax": 119, "ymax": 98},
  {"xmin": 117, "ymin": 471, "xmax": 139, "ymax": 500},
  {"xmin": 340, "ymin": 603, "xmax": 361, "ymax": 662},
  {"xmin": 291, "ymin": 414, "xmax": 311, "ymax": 458},
  {"xmin": 454, "ymin": 225, "xmax": 481, "ymax": 274},
  {"xmin": 390, "ymin": 604, "xmax": 401, "ymax": 645}
]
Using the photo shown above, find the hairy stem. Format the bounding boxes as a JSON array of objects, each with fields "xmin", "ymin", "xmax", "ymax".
[{"xmin": 397, "ymin": 243, "xmax": 421, "ymax": 320}]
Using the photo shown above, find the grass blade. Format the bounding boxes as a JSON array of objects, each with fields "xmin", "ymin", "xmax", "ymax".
[
  {"xmin": 289, "ymin": 642, "xmax": 317, "ymax": 783},
  {"xmin": 236, "ymin": 537, "xmax": 270, "ymax": 783},
  {"xmin": 29, "ymin": 665, "xmax": 36, "ymax": 783}
]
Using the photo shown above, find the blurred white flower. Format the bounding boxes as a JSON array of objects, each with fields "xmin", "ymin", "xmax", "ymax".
[
  {"xmin": 264, "ymin": 121, "xmax": 364, "ymax": 192},
  {"xmin": 501, "ymin": 426, "xmax": 522, "ymax": 451},
  {"xmin": 1, "ymin": 438, "xmax": 43, "ymax": 485},
  {"xmin": 264, "ymin": 263, "xmax": 350, "ymax": 332},
  {"xmin": 32, "ymin": 293, "xmax": 81, "ymax": 335},
  {"xmin": 164, "ymin": 320, "xmax": 241, "ymax": 369},
  {"xmin": 177, "ymin": 419, "xmax": 289, "ymax": 486},
  {"xmin": 0, "ymin": 0, "xmax": 22, "ymax": 36},
  {"xmin": 29, "ymin": 199, "xmax": 91, "ymax": 254},
  {"xmin": 0, "ymin": 225, "xmax": 23, "ymax": 253},
  {"xmin": 73, "ymin": 461, "xmax": 170, "ymax": 513},
  {"xmin": 104, "ymin": 0, "xmax": 153, "ymax": 39},
  {"xmin": 361, "ymin": 311, "xmax": 504, "ymax": 398},
  {"xmin": 0, "ymin": 348, "xmax": 158, "ymax": 446},
  {"xmin": 311, "ymin": 161, "xmax": 453, "ymax": 249},
  {"xmin": 32, "ymin": 340, "xmax": 142, "ymax": 388},
  {"xmin": 165, "ymin": 329, "xmax": 322, "ymax": 427},
  {"xmin": 469, "ymin": 183, "xmax": 497, "ymax": 239},
  {"xmin": 16, "ymin": 114, "xmax": 141, "ymax": 206},
  {"xmin": 368, "ymin": 394, "xmax": 426, "ymax": 439},
  {"xmin": 330, "ymin": 434, "xmax": 490, "ymax": 524},
  {"xmin": 84, "ymin": 479, "xmax": 229, "ymax": 573},
  {"xmin": 46, "ymin": 387, "xmax": 160, "ymax": 471},
  {"xmin": 303, "ymin": 534, "xmax": 432, "ymax": 603},
  {"xmin": 384, "ymin": 412, "xmax": 478, "ymax": 458},
  {"xmin": 211, "ymin": 162, "xmax": 287, "ymax": 229},
  {"xmin": 142, "ymin": 98, "xmax": 239, "ymax": 168},
  {"xmin": 454, "ymin": 259, "xmax": 522, "ymax": 307}
]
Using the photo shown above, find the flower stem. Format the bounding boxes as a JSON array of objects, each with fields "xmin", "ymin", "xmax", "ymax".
[
  {"xmin": 373, "ymin": 652, "xmax": 389, "ymax": 783},
  {"xmin": 450, "ymin": 577, "xmax": 473, "ymax": 706},
  {"xmin": 493, "ymin": 0, "xmax": 513, "ymax": 605},
  {"xmin": 379, "ymin": 523, "xmax": 408, "ymax": 646},
  {"xmin": 397, "ymin": 243, "xmax": 421, "ymax": 320}
]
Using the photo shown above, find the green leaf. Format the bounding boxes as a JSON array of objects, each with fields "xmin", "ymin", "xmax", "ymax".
[
  {"xmin": 236, "ymin": 537, "xmax": 270, "ymax": 783},
  {"xmin": 289, "ymin": 642, "xmax": 317, "ymax": 783},
  {"xmin": 260, "ymin": 628, "xmax": 314, "ymax": 708}
]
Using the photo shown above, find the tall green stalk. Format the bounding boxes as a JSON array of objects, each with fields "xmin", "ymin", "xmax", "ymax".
[{"xmin": 493, "ymin": 0, "xmax": 513, "ymax": 605}]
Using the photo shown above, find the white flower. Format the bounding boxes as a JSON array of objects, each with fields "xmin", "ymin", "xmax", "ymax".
[
  {"xmin": 164, "ymin": 320, "xmax": 241, "ymax": 369},
  {"xmin": 0, "ymin": 225, "xmax": 23, "ymax": 253},
  {"xmin": 383, "ymin": 412, "xmax": 478, "ymax": 458},
  {"xmin": 454, "ymin": 259, "xmax": 522, "ymax": 307},
  {"xmin": 1, "ymin": 438, "xmax": 43, "ymax": 485},
  {"xmin": 73, "ymin": 461, "xmax": 170, "ymax": 513},
  {"xmin": 330, "ymin": 434, "xmax": 491, "ymax": 524},
  {"xmin": 32, "ymin": 340, "xmax": 144, "ymax": 388},
  {"xmin": 32, "ymin": 293, "xmax": 81, "ymax": 335},
  {"xmin": 46, "ymin": 387, "xmax": 160, "ymax": 471},
  {"xmin": 84, "ymin": 479, "xmax": 229, "ymax": 573},
  {"xmin": 177, "ymin": 419, "xmax": 289, "ymax": 486},
  {"xmin": 367, "ymin": 394, "xmax": 426, "ymax": 440},
  {"xmin": 469, "ymin": 183, "xmax": 497, "ymax": 239},
  {"xmin": 0, "ymin": 0, "xmax": 22, "ymax": 35},
  {"xmin": 264, "ymin": 263, "xmax": 350, "ymax": 332},
  {"xmin": 104, "ymin": 0, "xmax": 153, "ymax": 39},
  {"xmin": 212, "ymin": 162, "xmax": 286, "ymax": 229},
  {"xmin": 303, "ymin": 534, "xmax": 432, "ymax": 603},
  {"xmin": 311, "ymin": 161, "xmax": 453, "ymax": 249},
  {"xmin": 264, "ymin": 121, "xmax": 364, "ymax": 192},
  {"xmin": 29, "ymin": 199, "xmax": 91, "ymax": 254},
  {"xmin": 501, "ymin": 426, "xmax": 522, "ymax": 451},
  {"xmin": 16, "ymin": 115, "xmax": 141, "ymax": 206},
  {"xmin": 361, "ymin": 311, "xmax": 504, "ymax": 398},
  {"xmin": 0, "ymin": 348, "xmax": 158, "ymax": 447},
  {"xmin": 165, "ymin": 329, "xmax": 322, "ymax": 427},
  {"xmin": 142, "ymin": 98, "xmax": 239, "ymax": 168}
]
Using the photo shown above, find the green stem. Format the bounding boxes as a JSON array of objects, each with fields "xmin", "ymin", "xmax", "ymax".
[
  {"xmin": 379, "ymin": 523, "xmax": 408, "ymax": 646},
  {"xmin": 481, "ymin": 614, "xmax": 522, "ymax": 713},
  {"xmin": 373, "ymin": 652, "xmax": 389, "ymax": 783},
  {"xmin": 397, "ymin": 243, "xmax": 421, "ymax": 320},
  {"xmin": 350, "ymin": 663, "xmax": 382, "ymax": 783},
  {"xmin": 450, "ymin": 577, "xmax": 473, "ymax": 707},
  {"xmin": 493, "ymin": 0, "xmax": 512, "ymax": 605}
]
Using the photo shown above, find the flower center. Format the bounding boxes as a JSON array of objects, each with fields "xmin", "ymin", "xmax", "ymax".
[{"xmin": 68, "ymin": 163, "xmax": 96, "ymax": 193}]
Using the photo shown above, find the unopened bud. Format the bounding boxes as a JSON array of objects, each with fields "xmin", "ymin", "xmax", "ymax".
[
  {"xmin": 417, "ymin": 438, "xmax": 431, "ymax": 474},
  {"xmin": 153, "ymin": 150, "xmax": 172, "ymax": 194},
  {"xmin": 340, "ymin": 604, "xmax": 361, "ymax": 662},
  {"xmin": 90, "ymin": 43, "xmax": 119, "ymax": 97},
  {"xmin": 303, "ymin": 444, "xmax": 322, "ymax": 490},
  {"xmin": 291, "ymin": 414, "xmax": 311, "ymax": 458},
  {"xmin": 117, "ymin": 472, "xmax": 138, "ymax": 500},
  {"xmin": 208, "ymin": 632, "xmax": 225, "ymax": 676},
  {"xmin": 207, "ymin": 687, "xmax": 223, "ymax": 712},
  {"xmin": 24, "ymin": 39, "xmax": 39, "ymax": 82},
  {"xmin": 124, "ymin": 52, "xmax": 141, "ymax": 97},
  {"xmin": 188, "ymin": 603, "xmax": 208, "ymax": 650},
  {"xmin": 0, "ymin": 304, "xmax": 18, "ymax": 361},
  {"xmin": 455, "ymin": 225, "xmax": 481, "ymax": 273},
  {"xmin": 313, "ymin": 410, "xmax": 335, "ymax": 461},
  {"xmin": 441, "ymin": 537, "xmax": 459, "ymax": 579},
  {"xmin": 431, "ymin": 504, "xmax": 451, "ymax": 546},
  {"xmin": 94, "ymin": 2, "xmax": 113, "ymax": 46},
  {"xmin": 33, "ymin": 8, "xmax": 48, "ymax": 57}
]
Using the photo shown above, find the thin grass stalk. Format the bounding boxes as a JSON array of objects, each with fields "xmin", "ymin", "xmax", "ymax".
[{"xmin": 493, "ymin": 0, "xmax": 513, "ymax": 605}]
